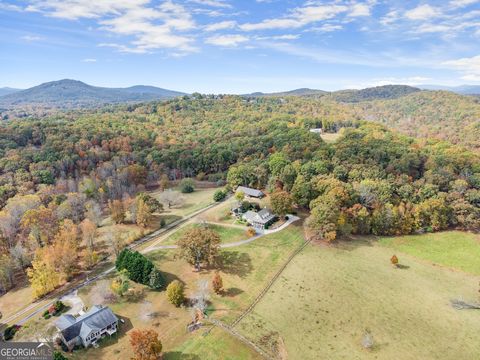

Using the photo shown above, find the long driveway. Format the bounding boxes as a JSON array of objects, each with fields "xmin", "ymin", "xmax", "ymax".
[{"xmin": 148, "ymin": 215, "xmax": 300, "ymax": 250}]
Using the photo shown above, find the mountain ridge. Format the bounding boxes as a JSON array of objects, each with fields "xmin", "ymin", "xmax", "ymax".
[{"xmin": 0, "ymin": 79, "xmax": 186, "ymax": 109}]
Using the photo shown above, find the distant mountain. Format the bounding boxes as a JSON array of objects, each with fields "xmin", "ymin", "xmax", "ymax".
[
  {"xmin": 0, "ymin": 79, "xmax": 186, "ymax": 109},
  {"xmin": 244, "ymin": 88, "xmax": 328, "ymax": 97},
  {"xmin": 244, "ymin": 85, "xmax": 421, "ymax": 102},
  {"xmin": 420, "ymin": 84, "xmax": 480, "ymax": 95},
  {"xmin": 0, "ymin": 87, "xmax": 22, "ymax": 97},
  {"xmin": 330, "ymin": 85, "xmax": 421, "ymax": 103}
]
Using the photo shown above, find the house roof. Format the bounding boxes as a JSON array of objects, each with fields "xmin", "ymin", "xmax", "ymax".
[
  {"xmin": 55, "ymin": 314, "xmax": 76, "ymax": 330},
  {"xmin": 236, "ymin": 186, "xmax": 264, "ymax": 198},
  {"xmin": 57, "ymin": 305, "xmax": 118, "ymax": 342},
  {"xmin": 243, "ymin": 209, "xmax": 275, "ymax": 225}
]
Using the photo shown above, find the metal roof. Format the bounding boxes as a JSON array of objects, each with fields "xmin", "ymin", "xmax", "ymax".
[{"xmin": 236, "ymin": 186, "xmax": 264, "ymax": 198}]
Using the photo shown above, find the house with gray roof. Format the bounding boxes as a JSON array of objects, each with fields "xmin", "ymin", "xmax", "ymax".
[
  {"xmin": 242, "ymin": 208, "xmax": 277, "ymax": 229},
  {"xmin": 55, "ymin": 305, "xmax": 118, "ymax": 349},
  {"xmin": 236, "ymin": 186, "xmax": 265, "ymax": 198}
]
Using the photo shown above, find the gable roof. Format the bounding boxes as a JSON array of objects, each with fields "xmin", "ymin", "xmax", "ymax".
[
  {"xmin": 243, "ymin": 209, "xmax": 275, "ymax": 225},
  {"xmin": 57, "ymin": 305, "xmax": 118, "ymax": 342},
  {"xmin": 236, "ymin": 186, "xmax": 264, "ymax": 198}
]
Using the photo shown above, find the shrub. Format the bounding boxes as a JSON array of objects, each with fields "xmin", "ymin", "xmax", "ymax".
[
  {"xmin": 166, "ymin": 280, "xmax": 185, "ymax": 307},
  {"xmin": 53, "ymin": 351, "xmax": 69, "ymax": 360},
  {"xmin": 390, "ymin": 255, "xmax": 399, "ymax": 267},
  {"xmin": 4, "ymin": 325, "xmax": 19, "ymax": 340},
  {"xmin": 246, "ymin": 228, "xmax": 257, "ymax": 237},
  {"xmin": 213, "ymin": 189, "xmax": 226, "ymax": 202},
  {"xmin": 212, "ymin": 272, "xmax": 223, "ymax": 294},
  {"xmin": 180, "ymin": 178, "xmax": 195, "ymax": 193},
  {"xmin": 149, "ymin": 269, "xmax": 166, "ymax": 290}
]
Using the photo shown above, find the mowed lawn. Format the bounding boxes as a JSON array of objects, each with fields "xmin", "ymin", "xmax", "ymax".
[
  {"xmin": 67, "ymin": 221, "xmax": 305, "ymax": 359},
  {"xmin": 378, "ymin": 231, "xmax": 480, "ymax": 275},
  {"xmin": 236, "ymin": 239, "xmax": 480, "ymax": 360},
  {"xmin": 162, "ymin": 223, "xmax": 248, "ymax": 245}
]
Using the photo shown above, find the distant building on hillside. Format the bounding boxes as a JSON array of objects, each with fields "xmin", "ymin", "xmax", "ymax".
[
  {"xmin": 236, "ymin": 186, "xmax": 265, "ymax": 198},
  {"xmin": 55, "ymin": 305, "xmax": 118, "ymax": 349},
  {"xmin": 243, "ymin": 208, "xmax": 277, "ymax": 229}
]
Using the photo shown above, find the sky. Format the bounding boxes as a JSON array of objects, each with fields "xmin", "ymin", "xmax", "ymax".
[{"xmin": 0, "ymin": 0, "xmax": 479, "ymax": 93}]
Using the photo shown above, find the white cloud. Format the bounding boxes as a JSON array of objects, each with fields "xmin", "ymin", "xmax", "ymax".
[
  {"xmin": 21, "ymin": 35, "xmax": 44, "ymax": 41},
  {"xmin": 449, "ymin": 0, "xmax": 479, "ymax": 8},
  {"xmin": 256, "ymin": 34, "xmax": 300, "ymax": 40},
  {"xmin": 204, "ymin": 20, "xmax": 236, "ymax": 31},
  {"xmin": 24, "ymin": 0, "xmax": 197, "ymax": 53},
  {"xmin": 82, "ymin": 58, "xmax": 97, "ymax": 62},
  {"xmin": 443, "ymin": 55, "xmax": 480, "ymax": 82},
  {"xmin": 189, "ymin": 0, "xmax": 231, "ymax": 8},
  {"xmin": 205, "ymin": 34, "xmax": 248, "ymax": 47},
  {"xmin": 312, "ymin": 24, "xmax": 343, "ymax": 32},
  {"xmin": 240, "ymin": 4, "xmax": 348, "ymax": 31},
  {"xmin": 348, "ymin": 3, "xmax": 371, "ymax": 17},
  {"xmin": 405, "ymin": 5, "xmax": 441, "ymax": 21}
]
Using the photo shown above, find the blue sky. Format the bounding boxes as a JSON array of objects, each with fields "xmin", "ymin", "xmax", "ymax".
[{"xmin": 1, "ymin": 0, "xmax": 479, "ymax": 93}]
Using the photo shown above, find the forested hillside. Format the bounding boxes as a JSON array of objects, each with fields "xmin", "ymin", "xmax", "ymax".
[
  {"xmin": 353, "ymin": 91, "xmax": 480, "ymax": 149},
  {"xmin": 1, "ymin": 94, "xmax": 480, "ymax": 297}
]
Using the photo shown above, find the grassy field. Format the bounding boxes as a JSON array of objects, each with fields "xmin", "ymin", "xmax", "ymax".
[
  {"xmin": 236, "ymin": 238, "xmax": 480, "ymax": 359},
  {"xmin": 378, "ymin": 231, "xmax": 480, "ymax": 275},
  {"xmin": 64, "ymin": 221, "xmax": 305, "ymax": 359},
  {"xmin": 151, "ymin": 187, "xmax": 219, "ymax": 217},
  {"xmin": 162, "ymin": 222, "xmax": 248, "ymax": 245}
]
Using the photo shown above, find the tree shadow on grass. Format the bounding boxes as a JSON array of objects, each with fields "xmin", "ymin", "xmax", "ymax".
[
  {"xmin": 223, "ymin": 287, "xmax": 244, "ymax": 297},
  {"xmin": 163, "ymin": 351, "xmax": 201, "ymax": 360},
  {"xmin": 217, "ymin": 251, "xmax": 253, "ymax": 278}
]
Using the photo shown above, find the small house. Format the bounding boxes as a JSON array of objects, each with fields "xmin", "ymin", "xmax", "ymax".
[
  {"xmin": 242, "ymin": 208, "xmax": 277, "ymax": 229},
  {"xmin": 236, "ymin": 186, "xmax": 265, "ymax": 199},
  {"xmin": 55, "ymin": 305, "xmax": 118, "ymax": 349}
]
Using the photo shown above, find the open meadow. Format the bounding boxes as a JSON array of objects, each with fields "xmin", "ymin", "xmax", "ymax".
[
  {"xmin": 54, "ymin": 219, "xmax": 305, "ymax": 359},
  {"xmin": 236, "ymin": 233, "xmax": 480, "ymax": 359}
]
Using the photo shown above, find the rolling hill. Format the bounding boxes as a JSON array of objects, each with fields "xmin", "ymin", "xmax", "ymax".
[
  {"xmin": 330, "ymin": 85, "xmax": 421, "ymax": 103},
  {"xmin": 420, "ymin": 84, "xmax": 480, "ymax": 95},
  {"xmin": 0, "ymin": 87, "xmax": 21, "ymax": 97},
  {"xmin": 0, "ymin": 79, "xmax": 186, "ymax": 109},
  {"xmin": 244, "ymin": 88, "xmax": 328, "ymax": 97}
]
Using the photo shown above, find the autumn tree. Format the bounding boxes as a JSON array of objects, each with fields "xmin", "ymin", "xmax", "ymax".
[
  {"xmin": 20, "ymin": 206, "xmax": 58, "ymax": 247},
  {"xmin": 177, "ymin": 227, "xmax": 221, "ymax": 270},
  {"xmin": 270, "ymin": 190, "xmax": 293, "ymax": 217},
  {"xmin": 166, "ymin": 280, "xmax": 185, "ymax": 307},
  {"xmin": 212, "ymin": 272, "xmax": 223, "ymax": 294},
  {"xmin": 53, "ymin": 220, "xmax": 79, "ymax": 279},
  {"xmin": 234, "ymin": 190, "xmax": 245, "ymax": 203},
  {"xmin": 159, "ymin": 174, "xmax": 170, "ymax": 191},
  {"xmin": 111, "ymin": 269, "xmax": 130, "ymax": 297},
  {"xmin": 390, "ymin": 255, "xmax": 399, "ymax": 267},
  {"xmin": 129, "ymin": 328, "xmax": 163, "ymax": 360},
  {"xmin": 27, "ymin": 248, "xmax": 61, "ymax": 298},
  {"xmin": 80, "ymin": 218, "xmax": 97, "ymax": 251},
  {"xmin": 135, "ymin": 198, "xmax": 152, "ymax": 228},
  {"xmin": 109, "ymin": 199, "xmax": 126, "ymax": 224}
]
